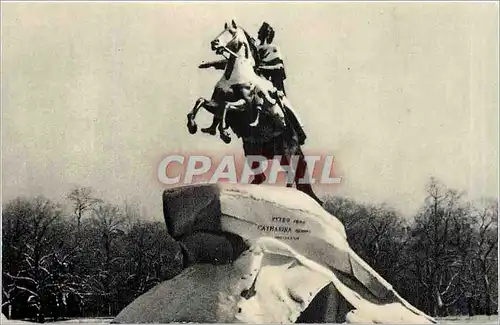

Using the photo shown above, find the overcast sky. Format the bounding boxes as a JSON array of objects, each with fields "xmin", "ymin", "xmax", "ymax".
[{"xmin": 2, "ymin": 2, "xmax": 498, "ymax": 219}]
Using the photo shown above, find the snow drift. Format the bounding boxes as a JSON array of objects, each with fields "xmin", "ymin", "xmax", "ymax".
[{"xmin": 113, "ymin": 184, "xmax": 435, "ymax": 323}]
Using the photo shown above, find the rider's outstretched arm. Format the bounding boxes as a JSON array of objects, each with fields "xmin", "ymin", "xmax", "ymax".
[
  {"xmin": 257, "ymin": 63, "xmax": 284, "ymax": 71},
  {"xmin": 199, "ymin": 59, "xmax": 228, "ymax": 70}
]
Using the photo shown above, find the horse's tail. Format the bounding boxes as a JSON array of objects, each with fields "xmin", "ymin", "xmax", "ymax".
[{"xmin": 275, "ymin": 95, "xmax": 307, "ymax": 146}]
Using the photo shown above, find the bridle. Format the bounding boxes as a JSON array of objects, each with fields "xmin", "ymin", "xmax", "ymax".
[
  {"xmin": 214, "ymin": 29, "xmax": 241, "ymax": 59},
  {"xmin": 220, "ymin": 46, "xmax": 239, "ymax": 59}
]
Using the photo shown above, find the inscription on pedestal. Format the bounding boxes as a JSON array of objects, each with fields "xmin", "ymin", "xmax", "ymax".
[{"xmin": 256, "ymin": 216, "xmax": 310, "ymax": 241}]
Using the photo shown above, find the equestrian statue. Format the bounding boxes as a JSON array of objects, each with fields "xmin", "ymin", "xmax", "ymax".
[{"xmin": 186, "ymin": 20, "xmax": 322, "ymax": 205}]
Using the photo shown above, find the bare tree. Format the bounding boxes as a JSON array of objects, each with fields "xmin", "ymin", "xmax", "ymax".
[
  {"xmin": 323, "ymin": 196, "xmax": 412, "ymax": 297},
  {"xmin": 67, "ymin": 187, "xmax": 101, "ymax": 240},
  {"xmin": 469, "ymin": 198, "xmax": 498, "ymax": 315},
  {"xmin": 409, "ymin": 177, "xmax": 475, "ymax": 316},
  {"xmin": 323, "ymin": 196, "xmax": 365, "ymax": 229},
  {"xmin": 122, "ymin": 222, "xmax": 183, "ymax": 300},
  {"xmin": 88, "ymin": 203, "xmax": 126, "ymax": 316},
  {"xmin": 2, "ymin": 197, "xmax": 90, "ymax": 322},
  {"xmin": 122, "ymin": 200, "xmax": 142, "ymax": 230}
]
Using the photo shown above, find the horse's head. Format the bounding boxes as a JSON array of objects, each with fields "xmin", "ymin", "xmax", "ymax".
[{"xmin": 211, "ymin": 20, "xmax": 256, "ymax": 61}]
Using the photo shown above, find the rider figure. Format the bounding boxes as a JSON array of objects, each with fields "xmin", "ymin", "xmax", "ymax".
[
  {"xmin": 198, "ymin": 21, "xmax": 307, "ymax": 145},
  {"xmin": 255, "ymin": 22, "xmax": 287, "ymax": 95},
  {"xmin": 255, "ymin": 22, "xmax": 307, "ymax": 145}
]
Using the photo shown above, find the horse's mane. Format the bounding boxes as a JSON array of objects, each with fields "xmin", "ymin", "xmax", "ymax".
[{"xmin": 241, "ymin": 27, "xmax": 259, "ymax": 63}]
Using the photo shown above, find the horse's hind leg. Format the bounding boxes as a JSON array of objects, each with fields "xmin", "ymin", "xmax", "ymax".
[
  {"xmin": 280, "ymin": 151, "xmax": 321, "ymax": 204},
  {"xmin": 297, "ymin": 183, "xmax": 323, "ymax": 206},
  {"xmin": 294, "ymin": 152, "xmax": 324, "ymax": 206},
  {"xmin": 200, "ymin": 102, "xmax": 224, "ymax": 136},
  {"xmin": 201, "ymin": 116, "xmax": 220, "ymax": 136},
  {"xmin": 279, "ymin": 155, "xmax": 296, "ymax": 188}
]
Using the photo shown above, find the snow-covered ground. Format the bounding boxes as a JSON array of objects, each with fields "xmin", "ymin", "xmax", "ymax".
[
  {"xmin": 437, "ymin": 315, "xmax": 498, "ymax": 324},
  {"xmin": 50, "ymin": 316, "xmax": 497, "ymax": 324},
  {"xmin": 2, "ymin": 315, "xmax": 498, "ymax": 324},
  {"xmin": 1, "ymin": 318, "xmax": 113, "ymax": 324},
  {"xmin": 54, "ymin": 318, "xmax": 114, "ymax": 323}
]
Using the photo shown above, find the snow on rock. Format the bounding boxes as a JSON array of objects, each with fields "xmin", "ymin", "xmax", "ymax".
[
  {"xmin": 115, "ymin": 184, "xmax": 435, "ymax": 324},
  {"xmin": 229, "ymin": 237, "xmax": 435, "ymax": 324}
]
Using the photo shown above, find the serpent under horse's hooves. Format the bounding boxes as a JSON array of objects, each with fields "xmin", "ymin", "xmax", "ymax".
[{"xmin": 186, "ymin": 20, "xmax": 322, "ymax": 206}]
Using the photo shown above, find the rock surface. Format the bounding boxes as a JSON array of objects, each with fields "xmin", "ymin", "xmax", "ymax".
[{"xmin": 114, "ymin": 184, "xmax": 435, "ymax": 324}]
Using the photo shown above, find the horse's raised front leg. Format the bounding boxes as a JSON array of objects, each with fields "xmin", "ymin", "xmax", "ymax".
[
  {"xmin": 279, "ymin": 155, "xmax": 296, "ymax": 188},
  {"xmin": 186, "ymin": 97, "xmax": 207, "ymax": 134}
]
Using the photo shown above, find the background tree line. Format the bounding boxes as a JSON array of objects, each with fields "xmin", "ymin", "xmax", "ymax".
[
  {"xmin": 324, "ymin": 177, "xmax": 498, "ymax": 318},
  {"xmin": 2, "ymin": 188, "xmax": 183, "ymax": 322},
  {"xmin": 2, "ymin": 177, "xmax": 498, "ymax": 322}
]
